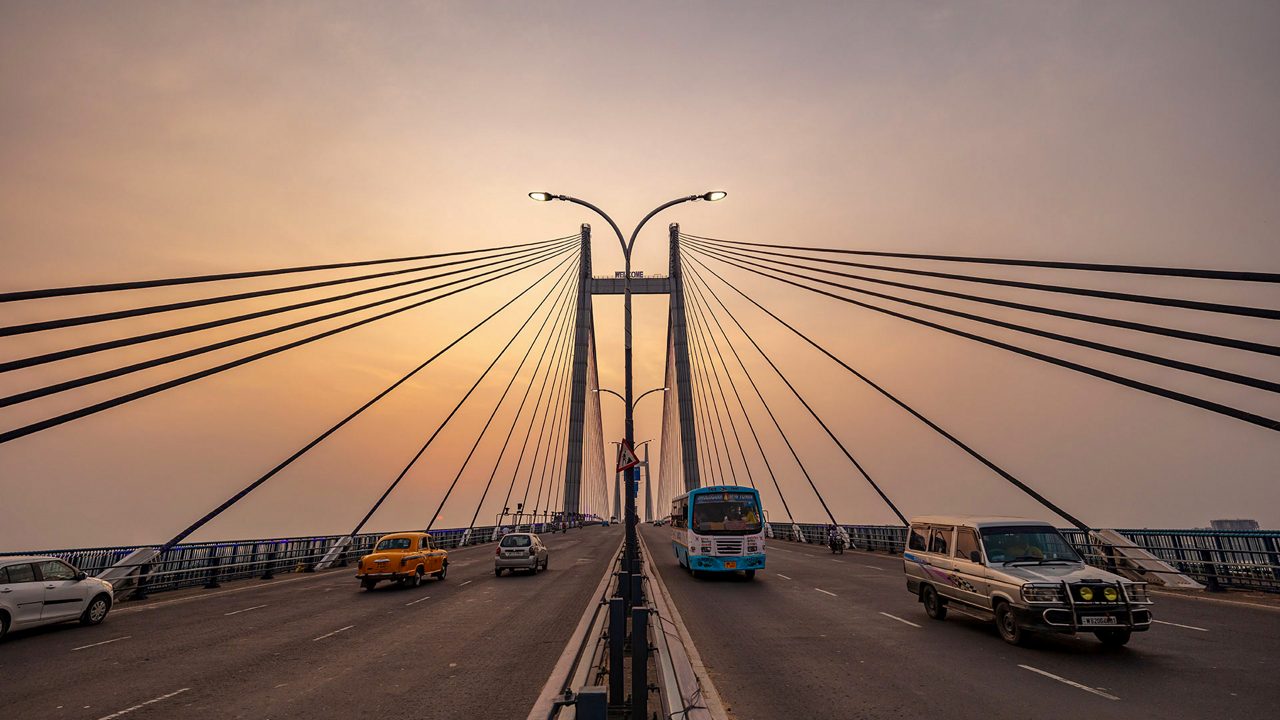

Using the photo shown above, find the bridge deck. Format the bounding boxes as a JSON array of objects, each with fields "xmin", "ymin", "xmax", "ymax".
[
  {"xmin": 639, "ymin": 524, "xmax": 1280, "ymax": 718},
  {"xmin": 0, "ymin": 526, "xmax": 622, "ymax": 720}
]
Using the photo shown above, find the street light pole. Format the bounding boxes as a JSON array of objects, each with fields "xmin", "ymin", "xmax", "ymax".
[{"xmin": 531, "ymin": 191, "xmax": 726, "ymax": 568}]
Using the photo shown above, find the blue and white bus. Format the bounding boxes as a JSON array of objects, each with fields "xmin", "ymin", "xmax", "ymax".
[{"xmin": 670, "ymin": 485, "xmax": 766, "ymax": 579}]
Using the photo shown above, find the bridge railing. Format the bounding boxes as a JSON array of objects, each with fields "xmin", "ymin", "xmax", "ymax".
[
  {"xmin": 0, "ymin": 523, "xmax": 579, "ymax": 597},
  {"xmin": 766, "ymin": 523, "xmax": 1280, "ymax": 593}
]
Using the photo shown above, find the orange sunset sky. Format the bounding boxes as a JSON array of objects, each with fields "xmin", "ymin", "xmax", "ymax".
[{"xmin": 2, "ymin": 1, "xmax": 1278, "ymax": 550}]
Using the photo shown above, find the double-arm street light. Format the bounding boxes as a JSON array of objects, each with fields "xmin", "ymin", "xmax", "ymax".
[{"xmin": 531, "ymin": 190, "xmax": 726, "ymax": 568}]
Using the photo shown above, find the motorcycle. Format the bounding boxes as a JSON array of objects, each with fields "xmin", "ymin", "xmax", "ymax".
[{"xmin": 829, "ymin": 536, "xmax": 845, "ymax": 554}]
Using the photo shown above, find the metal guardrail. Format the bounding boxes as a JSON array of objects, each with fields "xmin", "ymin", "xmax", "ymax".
[
  {"xmin": 0, "ymin": 523, "xmax": 576, "ymax": 596},
  {"xmin": 766, "ymin": 523, "xmax": 1280, "ymax": 593}
]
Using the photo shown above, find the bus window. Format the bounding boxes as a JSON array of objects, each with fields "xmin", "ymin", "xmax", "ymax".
[{"xmin": 691, "ymin": 492, "xmax": 762, "ymax": 535}]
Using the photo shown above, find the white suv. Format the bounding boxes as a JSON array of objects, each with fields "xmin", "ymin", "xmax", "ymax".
[{"xmin": 1, "ymin": 556, "xmax": 115, "ymax": 641}]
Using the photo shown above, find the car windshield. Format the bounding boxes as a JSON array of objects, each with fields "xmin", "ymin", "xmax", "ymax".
[
  {"xmin": 375, "ymin": 538, "xmax": 413, "ymax": 551},
  {"xmin": 980, "ymin": 526, "xmax": 1081, "ymax": 564},
  {"xmin": 692, "ymin": 492, "xmax": 762, "ymax": 535},
  {"xmin": 500, "ymin": 535, "xmax": 532, "ymax": 547}
]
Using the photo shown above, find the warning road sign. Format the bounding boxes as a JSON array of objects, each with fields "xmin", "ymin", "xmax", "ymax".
[{"xmin": 616, "ymin": 439, "xmax": 639, "ymax": 473}]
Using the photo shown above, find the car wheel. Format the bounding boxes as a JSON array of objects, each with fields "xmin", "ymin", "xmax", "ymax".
[
  {"xmin": 1, "ymin": 611, "xmax": 9, "ymax": 642},
  {"xmin": 543, "ymin": 558, "xmax": 549, "ymax": 571},
  {"xmin": 495, "ymin": 568, "xmax": 503, "ymax": 577},
  {"xmin": 922, "ymin": 585, "xmax": 947, "ymax": 621},
  {"xmin": 531, "ymin": 561, "xmax": 539, "ymax": 575},
  {"xmin": 1094, "ymin": 629, "xmax": 1132, "ymax": 647},
  {"xmin": 743, "ymin": 570, "xmax": 756, "ymax": 581},
  {"xmin": 407, "ymin": 572, "xmax": 421, "ymax": 588},
  {"xmin": 81, "ymin": 594, "xmax": 111, "ymax": 626},
  {"xmin": 435, "ymin": 562, "xmax": 447, "ymax": 581},
  {"xmin": 994, "ymin": 601, "xmax": 1025, "ymax": 646},
  {"xmin": 361, "ymin": 579, "xmax": 378, "ymax": 591}
]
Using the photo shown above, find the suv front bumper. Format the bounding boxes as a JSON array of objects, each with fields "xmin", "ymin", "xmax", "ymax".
[{"xmin": 1013, "ymin": 604, "xmax": 1152, "ymax": 634}]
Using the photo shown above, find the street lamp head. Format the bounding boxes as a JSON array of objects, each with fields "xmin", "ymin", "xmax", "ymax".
[
  {"xmin": 701, "ymin": 191, "xmax": 728, "ymax": 202},
  {"xmin": 528, "ymin": 191, "xmax": 556, "ymax": 202}
]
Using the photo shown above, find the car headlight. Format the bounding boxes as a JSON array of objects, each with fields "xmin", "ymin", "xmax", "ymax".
[
  {"xmin": 1021, "ymin": 584, "xmax": 1064, "ymax": 603},
  {"xmin": 1078, "ymin": 586, "xmax": 1094, "ymax": 601},
  {"xmin": 1102, "ymin": 587, "xmax": 1119, "ymax": 602},
  {"xmin": 1123, "ymin": 583, "xmax": 1150, "ymax": 602}
]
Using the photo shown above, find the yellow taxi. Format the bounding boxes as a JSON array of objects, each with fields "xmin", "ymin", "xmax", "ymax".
[{"xmin": 356, "ymin": 533, "xmax": 448, "ymax": 591}]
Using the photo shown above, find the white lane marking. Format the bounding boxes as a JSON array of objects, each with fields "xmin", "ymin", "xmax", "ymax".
[
  {"xmin": 879, "ymin": 612, "xmax": 921, "ymax": 628},
  {"xmin": 815, "ymin": 588, "xmax": 838, "ymax": 597},
  {"xmin": 223, "ymin": 604, "xmax": 268, "ymax": 616},
  {"xmin": 405, "ymin": 595, "xmax": 433, "ymax": 607},
  {"xmin": 95, "ymin": 688, "xmax": 190, "ymax": 719},
  {"xmin": 72, "ymin": 636, "xmax": 131, "ymax": 651},
  {"xmin": 1153, "ymin": 619, "xmax": 1208, "ymax": 632},
  {"xmin": 312, "ymin": 625, "xmax": 354, "ymax": 641},
  {"xmin": 831, "ymin": 558, "xmax": 845, "ymax": 563},
  {"xmin": 861, "ymin": 565, "xmax": 884, "ymax": 571},
  {"xmin": 1018, "ymin": 665, "xmax": 1120, "ymax": 701},
  {"xmin": 459, "ymin": 580, "xmax": 473, "ymax": 586},
  {"xmin": 776, "ymin": 574, "xmax": 793, "ymax": 580}
]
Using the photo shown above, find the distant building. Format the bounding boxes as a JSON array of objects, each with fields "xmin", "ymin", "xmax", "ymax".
[{"xmin": 1210, "ymin": 519, "xmax": 1260, "ymax": 531}]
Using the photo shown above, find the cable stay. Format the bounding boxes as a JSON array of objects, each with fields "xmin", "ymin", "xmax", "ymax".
[
  {"xmin": 686, "ymin": 241, "xmax": 1280, "ymax": 393},
  {"xmin": 684, "ymin": 286, "xmax": 797, "ymax": 523},
  {"xmin": 350, "ymin": 259, "xmax": 580, "ymax": 536},
  {"xmin": 464, "ymin": 274, "xmax": 581, "ymax": 534},
  {"xmin": 680, "ymin": 236, "xmax": 1278, "ymax": 357},
  {"xmin": 1, "ymin": 243, "xmax": 574, "ymax": 407},
  {"xmin": 153, "ymin": 250, "xmax": 577, "ymax": 552},
  {"xmin": 0, "ymin": 234, "xmax": 580, "ymax": 303},
  {"xmin": 679, "ymin": 232, "xmax": 1280, "ymax": 284},
  {"xmin": 681, "ymin": 234, "xmax": 1280, "ymax": 320},
  {"xmin": 423, "ymin": 263, "xmax": 579, "ymax": 531},
  {"xmin": 685, "ymin": 257, "xmax": 910, "ymax": 525},
  {"xmin": 685, "ymin": 247, "xmax": 1280, "ymax": 433}
]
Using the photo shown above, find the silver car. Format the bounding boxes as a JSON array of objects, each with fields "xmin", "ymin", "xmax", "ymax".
[
  {"xmin": 494, "ymin": 533, "xmax": 549, "ymax": 576},
  {"xmin": 903, "ymin": 516, "xmax": 1153, "ymax": 646},
  {"xmin": 1, "ymin": 556, "xmax": 115, "ymax": 641}
]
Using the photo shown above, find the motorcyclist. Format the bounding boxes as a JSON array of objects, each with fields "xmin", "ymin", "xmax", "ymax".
[{"xmin": 828, "ymin": 524, "xmax": 845, "ymax": 553}]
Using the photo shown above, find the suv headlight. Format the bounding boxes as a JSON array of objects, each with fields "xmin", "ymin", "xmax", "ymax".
[
  {"xmin": 1021, "ymin": 584, "xmax": 1065, "ymax": 604},
  {"xmin": 1123, "ymin": 583, "xmax": 1150, "ymax": 603}
]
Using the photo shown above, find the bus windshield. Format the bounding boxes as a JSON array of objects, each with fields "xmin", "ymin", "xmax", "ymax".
[{"xmin": 692, "ymin": 492, "xmax": 762, "ymax": 535}]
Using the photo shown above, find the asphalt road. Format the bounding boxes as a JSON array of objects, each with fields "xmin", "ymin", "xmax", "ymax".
[
  {"xmin": 0, "ymin": 525, "xmax": 622, "ymax": 720},
  {"xmin": 640, "ymin": 524, "xmax": 1280, "ymax": 720}
]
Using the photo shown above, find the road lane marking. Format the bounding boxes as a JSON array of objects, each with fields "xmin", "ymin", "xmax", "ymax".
[
  {"xmin": 861, "ymin": 565, "xmax": 884, "ymax": 571},
  {"xmin": 1153, "ymin": 619, "xmax": 1208, "ymax": 632},
  {"xmin": 879, "ymin": 612, "xmax": 921, "ymax": 628},
  {"xmin": 459, "ymin": 580, "xmax": 473, "ymax": 587},
  {"xmin": 312, "ymin": 625, "xmax": 354, "ymax": 641},
  {"xmin": 815, "ymin": 588, "xmax": 838, "ymax": 597},
  {"xmin": 776, "ymin": 574, "xmax": 793, "ymax": 580},
  {"xmin": 72, "ymin": 636, "xmax": 131, "ymax": 651},
  {"xmin": 95, "ymin": 688, "xmax": 190, "ymax": 719},
  {"xmin": 405, "ymin": 595, "xmax": 432, "ymax": 607},
  {"xmin": 1018, "ymin": 665, "xmax": 1119, "ymax": 701},
  {"xmin": 223, "ymin": 604, "xmax": 268, "ymax": 616},
  {"xmin": 831, "ymin": 558, "xmax": 845, "ymax": 563}
]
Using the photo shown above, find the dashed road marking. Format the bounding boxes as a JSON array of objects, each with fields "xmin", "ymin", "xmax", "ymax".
[
  {"xmin": 1018, "ymin": 665, "xmax": 1119, "ymax": 701},
  {"xmin": 405, "ymin": 595, "xmax": 432, "ymax": 607},
  {"xmin": 72, "ymin": 636, "xmax": 131, "ymax": 651},
  {"xmin": 95, "ymin": 688, "xmax": 190, "ymax": 719},
  {"xmin": 1153, "ymin": 619, "xmax": 1208, "ymax": 632},
  {"xmin": 776, "ymin": 574, "xmax": 793, "ymax": 580},
  {"xmin": 879, "ymin": 612, "xmax": 921, "ymax": 628},
  {"xmin": 224, "ymin": 604, "xmax": 268, "ymax": 616},
  {"xmin": 459, "ymin": 580, "xmax": 473, "ymax": 587},
  {"xmin": 312, "ymin": 625, "xmax": 354, "ymax": 641},
  {"xmin": 815, "ymin": 588, "xmax": 838, "ymax": 597},
  {"xmin": 862, "ymin": 565, "xmax": 884, "ymax": 571}
]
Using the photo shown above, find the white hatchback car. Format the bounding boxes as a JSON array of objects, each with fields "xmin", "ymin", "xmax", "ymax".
[{"xmin": 1, "ymin": 556, "xmax": 114, "ymax": 641}]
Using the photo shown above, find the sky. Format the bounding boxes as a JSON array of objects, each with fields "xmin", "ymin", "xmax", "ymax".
[{"xmin": 1, "ymin": 1, "xmax": 1277, "ymax": 550}]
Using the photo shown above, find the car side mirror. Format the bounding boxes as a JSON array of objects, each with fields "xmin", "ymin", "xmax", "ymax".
[
  {"xmin": 969, "ymin": 551, "xmax": 982, "ymax": 564},
  {"xmin": 75, "ymin": 571, "xmax": 88, "ymax": 581}
]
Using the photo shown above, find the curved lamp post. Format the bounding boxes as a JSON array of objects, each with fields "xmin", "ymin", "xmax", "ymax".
[{"xmin": 532, "ymin": 191, "xmax": 725, "ymax": 566}]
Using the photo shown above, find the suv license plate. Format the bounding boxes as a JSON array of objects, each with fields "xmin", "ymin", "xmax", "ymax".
[
  {"xmin": 1081, "ymin": 616, "xmax": 1118, "ymax": 626},
  {"xmin": 724, "ymin": 561, "xmax": 737, "ymax": 569}
]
